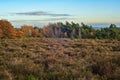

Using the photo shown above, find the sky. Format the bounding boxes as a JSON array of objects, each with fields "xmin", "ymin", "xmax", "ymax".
[{"xmin": 0, "ymin": 0, "xmax": 120, "ymax": 27}]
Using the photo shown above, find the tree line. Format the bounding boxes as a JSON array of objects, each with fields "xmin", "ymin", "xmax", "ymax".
[{"xmin": 0, "ymin": 20, "xmax": 120, "ymax": 40}]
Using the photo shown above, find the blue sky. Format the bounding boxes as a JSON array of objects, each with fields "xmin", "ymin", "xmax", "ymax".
[{"xmin": 0, "ymin": 0, "xmax": 120, "ymax": 27}]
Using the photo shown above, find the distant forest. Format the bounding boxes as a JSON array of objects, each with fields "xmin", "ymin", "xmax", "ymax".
[{"xmin": 0, "ymin": 20, "xmax": 120, "ymax": 40}]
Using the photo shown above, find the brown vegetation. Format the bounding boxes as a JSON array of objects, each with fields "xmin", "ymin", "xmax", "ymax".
[
  {"xmin": 0, "ymin": 38, "xmax": 120, "ymax": 80},
  {"xmin": 0, "ymin": 20, "xmax": 24, "ymax": 38}
]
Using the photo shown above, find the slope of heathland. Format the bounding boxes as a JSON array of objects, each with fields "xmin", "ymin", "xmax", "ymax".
[{"xmin": 0, "ymin": 38, "xmax": 120, "ymax": 80}]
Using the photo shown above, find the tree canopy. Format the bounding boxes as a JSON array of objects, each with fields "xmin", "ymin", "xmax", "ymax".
[{"xmin": 0, "ymin": 20, "xmax": 120, "ymax": 40}]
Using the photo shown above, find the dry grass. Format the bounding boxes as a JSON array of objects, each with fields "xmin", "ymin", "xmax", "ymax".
[{"xmin": 0, "ymin": 38, "xmax": 120, "ymax": 80}]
